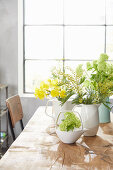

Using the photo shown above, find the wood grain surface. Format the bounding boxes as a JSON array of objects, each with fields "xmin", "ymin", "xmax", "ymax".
[{"xmin": 0, "ymin": 106, "xmax": 113, "ymax": 170}]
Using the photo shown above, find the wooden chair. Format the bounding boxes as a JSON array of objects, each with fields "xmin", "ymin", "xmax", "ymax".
[{"xmin": 6, "ymin": 95, "xmax": 24, "ymax": 141}]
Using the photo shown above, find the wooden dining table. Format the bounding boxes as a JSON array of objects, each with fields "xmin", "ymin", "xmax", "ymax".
[{"xmin": 0, "ymin": 106, "xmax": 113, "ymax": 170}]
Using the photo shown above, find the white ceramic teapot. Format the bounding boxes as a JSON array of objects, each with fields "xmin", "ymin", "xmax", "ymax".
[{"xmin": 55, "ymin": 110, "xmax": 88, "ymax": 144}]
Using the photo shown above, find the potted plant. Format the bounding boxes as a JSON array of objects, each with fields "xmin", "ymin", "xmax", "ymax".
[{"xmin": 55, "ymin": 110, "xmax": 87, "ymax": 144}]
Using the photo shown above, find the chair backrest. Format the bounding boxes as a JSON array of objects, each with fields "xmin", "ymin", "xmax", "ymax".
[{"xmin": 6, "ymin": 95, "xmax": 23, "ymax": 128}]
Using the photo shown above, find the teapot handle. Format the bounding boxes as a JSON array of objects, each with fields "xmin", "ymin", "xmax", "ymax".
[
  {"xmin": 56, "ymin": 109, "xmax": 83, "ymax": 130},
  {"xmin": 45, "ymin": 99, "xmax": 54, "ymax": 119}
]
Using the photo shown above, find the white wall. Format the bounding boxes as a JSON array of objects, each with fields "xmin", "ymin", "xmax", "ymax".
[
  {"xmin": 0, "ymin": 0, "xmax": 18, "ymax": 96},
  {"xmin": 0, "ymin": 0, "xmax": 46, "ymax": 142}
]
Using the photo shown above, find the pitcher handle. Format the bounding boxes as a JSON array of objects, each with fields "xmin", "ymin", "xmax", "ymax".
[
  {"xmin": 45, "ymin": 99, "xmax": 54, "ymax": 119},
  {"xmin": 76, "ymin": 110, "xmax": 83, "ymax": 130},
  {"xmin": 72, "ymin": 105, "xmax": 83, "ymax": 130}
]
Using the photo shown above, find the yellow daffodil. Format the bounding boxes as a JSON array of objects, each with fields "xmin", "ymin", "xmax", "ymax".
[
  {"xmin": 51, "ymin": 88, "xmax": 59, "ymax": 97},
  {"xmin": 60, "ymin": 89, "xmax": 66, "ymax": 98},
  {"xmin": 40, "ymin": 81, "xmax": 49, "ymax": 90},
  {"xmin": 34, "ymin": 88, "xmax": 46, "ymax": 100},
  {"xmin": 47, "ymin": 79, "xmax": 51, "ymax": 83},
  {"xmin": 51, "ymin": 79, "xmax": 58, "ymax": 87}
]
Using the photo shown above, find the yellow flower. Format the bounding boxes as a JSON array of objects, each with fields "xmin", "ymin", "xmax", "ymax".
[
  {"xmin": 47, "ymin": 79, "xmax": 51, "ymax": 83},
  {"xmin": 51, "ymin": 88, "xmax": 59, "ymax": 97},
  {"xmin": 51, "ymin": 79, "xmax": 58, "ymax": 87},
  {"xmin": 40, "ymin": 81, "xmax": 49, "ymax": 90},
  {"xmin": 60, "ymin": 89, "xmax": 66, "ymax": 98},
  {"xmin": 34, "ymin": 88, "xmax": 46, "ymax": 100}
]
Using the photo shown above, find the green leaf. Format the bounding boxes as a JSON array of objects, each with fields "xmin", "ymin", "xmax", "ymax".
[
  {"xmin": 103, "ymin": 103, "xmax": 111, "ymax": 111},
  {"xmin": 52, "ymin": 73, "xmax": 57, "ymax": 79},
  {"xmin": 105, "ymin": 101, "xmax": 111, "ymax": 104},
  {"xmin": 79, "ymin": 76, "xmax": 86, "ymax": 84},
  {"xmin": 76, "ymin": 64, "xmax": 83, "ymax": 77},
  {"xmin": 67, "ymin": 125, "xmax": 74, "ymax": 131},
  {"xmin": 87, "ymin": 62, "xmax": 92, "ymax": 70},
  {"xmin": 83, "ymin": 80, "xmax": 90, "ymax": 87},
  {"xmin": 93, "ymin": 60, "xmax": 98, "ymax": 70}
]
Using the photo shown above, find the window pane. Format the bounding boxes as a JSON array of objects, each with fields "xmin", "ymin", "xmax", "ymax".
[
  {"xmin": 65, "ymin": 61, "xmax": 87, "ymax": 74},
  {"xmin": 65, "ymin": 60, "xmax": 87, "ymax": 68},
  {"xmin": 25, "ymin": 0, "xmax": 63, "ymax": 25},
  {"xmin": 106, "ymin": 0, "xmax": 113, "ymax": 25},
  {"xmin": 65, "ymin": 26, "xmax": 105, "ymax": 60},
  {"xmin": 64, "ymin": 0, "xmax": 105, "ymax": 25},
  {"xmin": 25, "ymin": 26, "xmax": 63, "ymax": 59},
  {"xmin": 25, "ymin": 60, "xmax": 63, "ymax": 92},
  {"xmin": 106, "ymin": 26, "xmax": 113, "ymax": 60}
]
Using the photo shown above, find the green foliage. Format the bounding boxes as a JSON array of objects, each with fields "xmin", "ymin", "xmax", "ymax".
[
  {"xmin": 103, "ymin": 102, "xmax": 111, "ymax": 111},
  {"xmin": 87, "ymin": 62, "xmax": 92, "ymax": 70},
  {"xmin": 59, "ymin": 112, "xmax": 81, "ymax": 131},
  {"xmin": 51, "ymin": 53, "xmax": 113, "ymax": 106},
  {"xmin": 72, "ymin": 53, "xmax": 113, "ymax": 105},
  {"xmin": 79, "ymin": 76, "xmax": 86, "ymax": 84},
  {"xmin": 76, "ymin": 64, "xmax": 83, "ymax": 77}
]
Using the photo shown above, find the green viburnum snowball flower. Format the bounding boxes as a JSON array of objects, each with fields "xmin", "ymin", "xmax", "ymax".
[
  {"xmin": 97, "ymin": 53, "xmax": 109, "ymax": 72},
  {"xmin": 99, "ymin": 53, "xmax": 109, "ymax": 62},
  {"xmin": 59, "ymin": 112, "xmax": 81, "ymax": 132}
]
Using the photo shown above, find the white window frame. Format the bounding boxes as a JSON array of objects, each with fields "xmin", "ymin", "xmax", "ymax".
[
  {"xmin": 18, "ymin": 0, "xmax": 113, "ymax": 99},
  {"xmin": 18, "ymin": 0, "xmax": 24, "ymax": 96},
  {"xmin": 18, "ymin": 0, "xmax": 33, "ymax": 97}
]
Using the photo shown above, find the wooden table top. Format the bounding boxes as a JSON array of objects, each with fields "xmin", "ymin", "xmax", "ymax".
[{"xmin": 0, "ymin": 106, "xmax": 113, "ymax": 170}]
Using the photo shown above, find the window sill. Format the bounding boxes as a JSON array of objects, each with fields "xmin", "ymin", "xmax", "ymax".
[{"xmin": 19, "ymin": 93, "xmax": 35, "ymax": 98}]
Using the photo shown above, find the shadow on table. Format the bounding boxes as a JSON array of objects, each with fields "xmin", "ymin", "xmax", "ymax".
[{"xmin": 43, "ymin": 134, "xmax": 113, "ymax": 169}]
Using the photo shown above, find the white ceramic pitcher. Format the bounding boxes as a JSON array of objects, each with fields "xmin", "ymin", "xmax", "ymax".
[
  {"xmin": 45, "ymin": 99, "xmax": 74, "ymax": 123},
  {"xmin": 73, "ymin": 104, "xmax": 100, "ymax": 136}
]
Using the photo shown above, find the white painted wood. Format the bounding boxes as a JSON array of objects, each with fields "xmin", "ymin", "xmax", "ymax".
[{"xmin": 18, "ymin": 0, "xmax": 24, "ymax": 97}]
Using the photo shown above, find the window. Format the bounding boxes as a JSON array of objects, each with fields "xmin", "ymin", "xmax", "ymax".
[{"xmin": 18, "ymin": 0, "xmax": 113, "ymax": 96}]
